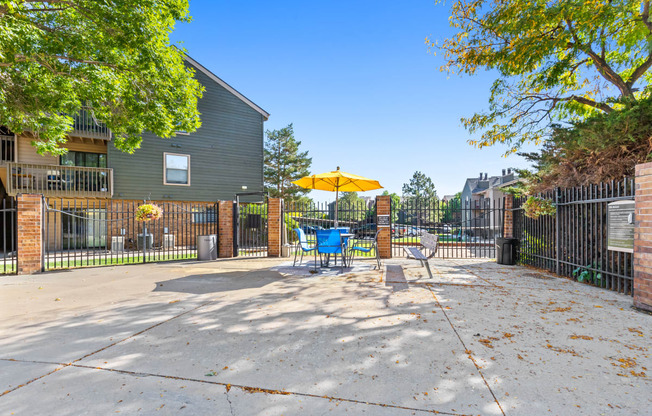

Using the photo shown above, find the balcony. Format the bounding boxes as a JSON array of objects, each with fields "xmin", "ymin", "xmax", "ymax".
[
  {"xmin": 3, "ymin": 162, "xmax": 113, "ymax": 198},
  {"xmin": 70, "ymin": 107, "xmax": 112, "ymax": 141}
]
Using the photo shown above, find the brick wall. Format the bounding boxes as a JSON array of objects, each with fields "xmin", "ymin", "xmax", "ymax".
[
  {"xmin": 218, "ymin": 201, "xmax": 234, "ymax": 258},
  {"xmin": 634, "ymin": 162, "xmax": 652, "ymax": 312},
  {"xmin": 267, "ymin": 198, "xmax": 282, "ymax": 257},
  {"xmin": 376, "ymin": 195, "xmax": 391, "ymax": 259},
  {"xmin": 504, "ymin": 195, "xmax": 514, "ymax": 238},
  {"xmin": 17, "ymin": 194, "xmax": 43, "ymax": 274}
]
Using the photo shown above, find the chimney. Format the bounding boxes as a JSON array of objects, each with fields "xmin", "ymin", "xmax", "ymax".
[
  {"xmin": 507, "ymin": 168, "xmax": 512, "ymax": 174},
  {"xmin": 484, "ymin": 173, "xmax": 488, "ymax": 180},
  {"xmin": 502, "ymin": 169, "xmax": 506, "ymax": 176},
  {"xmin": 479, "ymin": 172, "xmax": 483, "ymax": 179}
]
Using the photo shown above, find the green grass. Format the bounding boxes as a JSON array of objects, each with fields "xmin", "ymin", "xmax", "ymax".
[{"xmin": 46, "ymin": 253, "xmax": 197, "ymax": 270}]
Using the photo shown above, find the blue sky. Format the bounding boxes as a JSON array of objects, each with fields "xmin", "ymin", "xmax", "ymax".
[{"xmin": 171, "ymin": 0, "xmax": 539, "ymax": 200}]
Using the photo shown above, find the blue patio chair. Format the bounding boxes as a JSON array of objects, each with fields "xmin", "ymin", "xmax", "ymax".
[
  {"xmin": 316, "ymin": 229, "xmax": 347, "ymax": 269},
  {"xmin": 293, "ymin": 228, "xmax": 318, "ymax": 267},
  {"xmin": 347, "ymin": 230, "xmax": 381, "ymax": 269}
]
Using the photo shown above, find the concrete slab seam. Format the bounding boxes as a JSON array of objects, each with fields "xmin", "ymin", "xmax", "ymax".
[
  {"xmin": 0, "ymin": 358, "xmax": 469, "ymax": 415},
  {"xmin": 425, "ymin": 281, "xmax": 506, "ymax": 416},
  {"xmin": 0, "ymin": 359, "xmax": 66, "ymax": 398}
]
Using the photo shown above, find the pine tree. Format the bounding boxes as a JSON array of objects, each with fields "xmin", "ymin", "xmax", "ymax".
[{"xmin": 264, "ymin": 124, "xmax": 312, "ymax": 202}]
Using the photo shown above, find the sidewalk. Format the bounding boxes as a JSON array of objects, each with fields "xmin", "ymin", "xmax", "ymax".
[{"xmin": 1, "ymin": 258, "xmax": 649, "ymax": 415}]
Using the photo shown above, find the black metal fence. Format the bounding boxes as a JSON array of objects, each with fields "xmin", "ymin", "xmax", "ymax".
[
  {"xmin": 44, "ymin": 199, "xmax": 218, "ymax": 270},
  {"xmin": 391, "ymin": 198, "xmax": 505, "ymax": 259},
  {"xmin": 0, "ymin": 198, "xmax": 17, "ymax": 275},
  {"xmin": 513, "ymin": 178, "xmax": 635, "ymax": 295},
  {"xmin": 284, "ymin": 200, "xmax": 377, "ymax": 262},
  {"xmin": 235, "ymin": 202, "xmax": 268, "ymax": 257}
]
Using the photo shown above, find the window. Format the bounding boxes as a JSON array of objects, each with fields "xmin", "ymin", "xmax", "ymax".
[
  {"xmin": 164, "ymin": 153, "xmax": 190, "ymax": 186},
  {"xmin": 60, "ymin": 151, "xmax": 107, "ymax": 168}
]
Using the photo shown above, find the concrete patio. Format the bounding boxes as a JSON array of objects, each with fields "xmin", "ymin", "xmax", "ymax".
[{"xmin": 0, "ymin": 257, "xmax": 650, "ymax": 415}]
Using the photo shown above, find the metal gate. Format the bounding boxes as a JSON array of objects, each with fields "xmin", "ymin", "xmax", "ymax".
[
  {"xmin": 44, "ymin": 199, "xmax": 218, "ymax": 270},
  {"xmin": 235, "ymin": 199, "xmax": 268, "ymax": 257},
  {"xmin": 391, "ymin": 198, "xmax": 505, "ymax": 258},
  {"xmin": 0, "ymin": 197, "xmax": 17, "ymax": 275}
]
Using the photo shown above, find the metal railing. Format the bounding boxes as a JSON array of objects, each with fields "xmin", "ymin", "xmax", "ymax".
[
  {"xmin": 284, "ymin": 200, "xmax": 377, "ymax": 262},
  {"xmin": 5, "ymin": 162, "xmax": 113, "ymax": 198},
  {"xmin": 70, "ymin": 107, "xmax": 112, "ymax": 140},
  {"xmin": 513, "ymin": 178, "xmax": 635, "ymax": 295},
  {"xmin": 392, "ymin": 199, "xmax": 505, "ymax": 258},
  {"xmin": 0, "ymin": 135, "xmax": 15, "ymax": 163},
  {"xmin": 45, "ymin": 199, "xmax": 218, "ymax": 270}
]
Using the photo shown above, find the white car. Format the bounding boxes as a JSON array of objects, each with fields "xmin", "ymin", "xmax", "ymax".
[{"xmin": 407, "ymin": 227, "xmax": 426, "ymax": 237}]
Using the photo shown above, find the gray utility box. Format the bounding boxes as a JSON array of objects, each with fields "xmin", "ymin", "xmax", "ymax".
[
  {"xmin": 137, "ymin": 233, "xmax": 153, "ymax": 250},
  {"xmin": 197, "ymin": 234, "xmax": 218, "ymax": 260},
  {"xmin": 111, "ymin": 236, "xmax": 125, "ymax": 252}
]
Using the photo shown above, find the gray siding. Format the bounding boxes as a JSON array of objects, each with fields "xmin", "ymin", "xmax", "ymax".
[{"xmin": 108, "ymin": 64, "xmax": 264, "ymax": 202}]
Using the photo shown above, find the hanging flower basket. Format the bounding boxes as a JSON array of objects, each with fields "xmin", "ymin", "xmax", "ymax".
[{"xmin": 135, "ymin": 204, "xmax": 163, "ymax": 222}]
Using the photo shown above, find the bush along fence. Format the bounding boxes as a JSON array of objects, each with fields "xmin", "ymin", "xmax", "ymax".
[{"xmin": 512, "ymin": 178, "xmax": 635, "ymax": 296}]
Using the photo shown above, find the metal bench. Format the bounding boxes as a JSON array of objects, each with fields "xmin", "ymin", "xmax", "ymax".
[{"xmin": 403, "ymin": 232, "xmax": 439, "ymax": 279}]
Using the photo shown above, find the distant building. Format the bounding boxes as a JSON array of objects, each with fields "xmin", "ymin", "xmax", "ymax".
[
  {"xmin": 460, "ymin": 169, "xmax": 519, "ymax": 237},
  {"xmin": 442, "ymin": 195, "xmax": 456, "ymax": 202}
]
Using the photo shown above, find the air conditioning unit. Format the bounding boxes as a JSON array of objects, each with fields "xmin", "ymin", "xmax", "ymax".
[
  {"xmin": 163, "ymin": 234, "xmax": 175, "ymax": 249},
  {"xmin": 111, "ymin": 236, "xmax": 125, "ymax": 252}
]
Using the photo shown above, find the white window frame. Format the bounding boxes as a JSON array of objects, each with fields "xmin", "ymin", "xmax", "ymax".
[{"xmin": 163, "ymin": 152, "xmax": 191, "ymax": 186}]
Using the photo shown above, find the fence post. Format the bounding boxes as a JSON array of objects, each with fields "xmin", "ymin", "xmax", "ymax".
[
  {"xmin": 267, "ymin": 197, "xmax": 282, "ymax": 257},
  {"xmin": 376, "ymin": 195, "xmax": 391, "ymax": 259},
  {"xmin": 504, "ymin": 194, "xmax": 514, "ymax": 239},
  {"xmin": 555, "ymin": 188, "xmax": 560, "ymax": 275},
  {"xmin": 17, "ymin": 194, "xmax": 43, "ymax": 274},
  {"xmin": 634, "ymin": 162, "xmax": 652, "ymax": 312},
  {"xmin": 218, "ymin": 201, "xmax": 234, "ymax": 258}
]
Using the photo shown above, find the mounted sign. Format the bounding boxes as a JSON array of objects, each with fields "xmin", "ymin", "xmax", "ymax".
[
  {"xmin": 607, "ymin": 201, "xmax": 635, "ymax": 253},
  {"xmin": 377, "ymin": 214, "xmax": 390, "ymax": 228}
]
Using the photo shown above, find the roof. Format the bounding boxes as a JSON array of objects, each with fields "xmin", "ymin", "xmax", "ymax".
[{"xmin": 183, "ymin": 53, "xmax": 270, "ymax": 121}]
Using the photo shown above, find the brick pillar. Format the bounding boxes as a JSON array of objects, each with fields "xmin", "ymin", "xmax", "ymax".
[
  {"xmin": 218, "ymin": 201, "xmax": 234, "ymax": 258},
  {"xmin": 634, "ymin": 162, "xmax": 652, "ymax": 312},
  {"xmin": 504, "ymin": 194, "xmax": 514, "ymax": 238},
  {"xmin": 267, "ymin": 198, "xmax": 282, "ymax": 257},
  {"xmin": 376, "ymin": 195, "xmax": 391, "ymax": 259},
  {"xmin": 17, "ymin": 194, "xmax": 43, "ymax": 274}
]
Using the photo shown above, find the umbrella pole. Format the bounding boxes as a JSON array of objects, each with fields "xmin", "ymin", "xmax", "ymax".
[{"xmin": 334, "ymin": 188, "xmax": 339, "ymax": 228}]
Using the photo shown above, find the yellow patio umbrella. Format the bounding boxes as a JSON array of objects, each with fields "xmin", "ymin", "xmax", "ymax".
[{"xmin": 292, "ymin": 167, "xmax": 383, "ymax": 227}]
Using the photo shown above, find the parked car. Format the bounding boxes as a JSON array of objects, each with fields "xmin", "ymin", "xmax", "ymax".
[
  {"xmin": 392, "ymin": 224, "xmax": 407, "ymax": 237},
  {"xmin": 352, "ymin": 223, "xmax": 377, "ymax": 238},
  {"xmin": 406, "ymin": 226, "xmax": 426, "ymax": 237}
]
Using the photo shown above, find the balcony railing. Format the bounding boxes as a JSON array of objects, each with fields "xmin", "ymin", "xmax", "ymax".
[
  {"xmin": 5, "ymin": 162, "xmax": 113, "ymax": 198},
  {"xmin": 70, "ymin": 107, "xmax": 112, "ymax": 140}
]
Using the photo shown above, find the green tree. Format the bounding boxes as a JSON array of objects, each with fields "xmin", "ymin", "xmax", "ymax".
[
  {"xmin": 264, "ymin": 123, "xmax": 312, "ymax": 202},
  {"xmin": 0, "ymin": 0, "xmax": 203, "ymax": 155},
  {"xmin": 402, "ymin": 171, "xmax": 438, "ymax": 225},
  {"xmin": 517, "ymin": 98, "xmax": 652, "ymax": 191},
  {"xmin": 432, "ymin": 0, "xmax": 652, "ymax": 153},
  {"xmin": 402, "ymin": 171, "xmax": 438, "ymax": 204}
]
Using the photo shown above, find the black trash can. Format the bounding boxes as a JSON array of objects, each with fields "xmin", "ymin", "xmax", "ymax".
[{"xmin": 496, "ymin": 237, "xmax": 519, "ymax": 265}]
